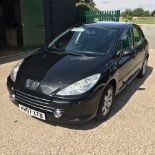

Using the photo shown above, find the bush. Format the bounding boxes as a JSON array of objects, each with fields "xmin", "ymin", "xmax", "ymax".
[{"xmin": 125, "ymin": 15, "xmax": 133, "ymax": 22}]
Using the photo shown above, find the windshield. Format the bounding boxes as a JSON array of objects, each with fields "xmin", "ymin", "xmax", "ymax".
[{"xmin": 48, "ymin": 25, "xmax": 120, "ymax": 55}]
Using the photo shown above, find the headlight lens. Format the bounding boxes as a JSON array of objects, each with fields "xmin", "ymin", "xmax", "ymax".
[
  {"xmin": 10, "ymin": 61, "xmax": 23, "ymax": 82},
  {"xmin": 56, "ymin": 74, "xmax": 101, "ymax": 96}
]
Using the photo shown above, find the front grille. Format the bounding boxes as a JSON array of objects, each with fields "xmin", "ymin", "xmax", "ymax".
[{"xmin": 15, "ymin": 89, "xmax": 53, "ymax": 112}]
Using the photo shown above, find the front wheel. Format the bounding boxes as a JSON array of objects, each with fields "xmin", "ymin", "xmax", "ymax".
[
  {"xmin": 138, "ymin": 58, "xmax": 148, "ymax": 78},
  {"xmin": 96, "ymin": 84, "xmax": 114, "ymax": 121}
]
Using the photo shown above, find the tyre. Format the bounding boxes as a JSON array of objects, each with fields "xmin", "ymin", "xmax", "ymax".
[
  {"xmin": 96, "ymin": 84, "xmax": 114, "ymax": 121},
  {"xmin": 138, "ymin": 58, "xmax": 148, "ymax": 78}
]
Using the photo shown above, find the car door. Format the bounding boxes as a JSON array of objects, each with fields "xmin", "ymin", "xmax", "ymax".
[
  {"xmin": 116, "ymin": 28, "xmax": 136, "ymax": 90},
  {"xmin": 132, "ymin": 25, "xmax": 146, "ymax": 72}
]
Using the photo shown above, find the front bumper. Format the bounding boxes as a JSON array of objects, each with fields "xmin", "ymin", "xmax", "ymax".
[{"xmin": 7, "ymin": 78, "xmax": 103, "ymax": 124}]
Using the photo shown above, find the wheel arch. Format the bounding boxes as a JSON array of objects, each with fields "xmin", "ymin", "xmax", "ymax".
[
  {"xmin": 109, "ymin": 79, "xmax": 117, "ymax": 94},
  {"xmin": 103, "ymin": 78, "xmax": 117, "ymax": 95},
  {"xmin": 146, "ymin": 53, "xmax": 149, "ymax": 59}
]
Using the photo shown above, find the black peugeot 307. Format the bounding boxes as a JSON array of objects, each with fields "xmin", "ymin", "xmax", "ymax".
[{"xmin": 7, "ymin": 22, "xmax": 149, "ymax": 124}]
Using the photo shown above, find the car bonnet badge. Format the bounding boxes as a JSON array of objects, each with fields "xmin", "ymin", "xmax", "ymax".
[{"xmin": 25, "ymin": 79, "xmax": 40, "ymax": 91}]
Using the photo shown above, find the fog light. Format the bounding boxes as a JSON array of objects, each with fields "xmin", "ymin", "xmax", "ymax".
[
  {"xmin": 54, "ymin": 109, "xmax": 63, "ymax": 118},
  {"xmin": 10, "ymin": 94, "xmax": 15, "ymax": 101}
]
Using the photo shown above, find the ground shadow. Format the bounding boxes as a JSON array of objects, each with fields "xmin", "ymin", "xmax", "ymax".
[
  {"xmin": 43, "ymin": 66, "xmax": 153, "ymax": 130},
  {"xmin": 109, "ymin": 66, "xmax": 153, "ymax": 120}
]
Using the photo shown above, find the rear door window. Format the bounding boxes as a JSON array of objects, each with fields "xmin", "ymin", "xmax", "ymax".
[{"xmin": 133, "ymin": 26, "xmax": 143, "ymax": 47}]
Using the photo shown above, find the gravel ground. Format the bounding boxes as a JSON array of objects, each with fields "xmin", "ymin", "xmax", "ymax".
[{"xmin": 0, "ymin": 26, "xmax": 155, "ymax": 155}]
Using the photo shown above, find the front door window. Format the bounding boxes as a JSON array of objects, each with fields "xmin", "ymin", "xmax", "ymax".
[{"xmin": 121, "ymin": 29, "xmax": 134, "ymax": 50}]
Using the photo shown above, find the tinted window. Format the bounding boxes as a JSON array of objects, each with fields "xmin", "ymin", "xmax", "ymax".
[
  {"xmin": 48, "ymin": 26, "xmax": 120, "ymax": 55},
  {"xmin": 121, "ymin": 29, "xmax": 134, "ymax": 50},
  {"xmin": 133, "ymin": 27, "xmax": 143, "ymax": 47}
]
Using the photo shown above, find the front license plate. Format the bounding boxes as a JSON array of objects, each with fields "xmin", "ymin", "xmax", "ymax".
[{"xmin": 19, "ymin": 104, "xmax": 46, "ymax": 120}]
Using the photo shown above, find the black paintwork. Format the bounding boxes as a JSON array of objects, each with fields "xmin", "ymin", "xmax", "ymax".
[{"xmin": 7, "ymin": 22, "xmax": 149, "ymax": 124}]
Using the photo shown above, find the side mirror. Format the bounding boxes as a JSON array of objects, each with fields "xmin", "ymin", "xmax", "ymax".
[{"xmin": 121, "ymin": 49, "xmax": 136, "ymax": 57}]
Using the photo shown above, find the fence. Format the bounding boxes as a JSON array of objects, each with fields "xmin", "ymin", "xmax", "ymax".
[{"xmin": 78, "ymin": 10, "xmax": 120, "ymax": 23}]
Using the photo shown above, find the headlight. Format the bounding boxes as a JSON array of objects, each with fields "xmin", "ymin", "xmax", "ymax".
[
  {"xmin": 10, "ymin": 61, "xmax": 23, "ymax": 82},
  {"xmin": 56, "ymin": 74, "xmax": 101, "ymax": 96}
]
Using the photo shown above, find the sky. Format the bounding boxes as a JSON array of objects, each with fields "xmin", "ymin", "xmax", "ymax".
[{"xmin": 94, "ymin": 0, "xmax": 155, "ymax": 12}]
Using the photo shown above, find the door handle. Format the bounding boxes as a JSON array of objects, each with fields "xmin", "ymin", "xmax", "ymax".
[{"xmin": 130, "ymin": 48, "xmax": 136, "ymax": 58}]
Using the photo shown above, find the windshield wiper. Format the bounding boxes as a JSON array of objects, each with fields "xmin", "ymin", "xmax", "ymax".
[
  {"xmin": 82, "ymin": 50, "xmax": 107, "ymax": 56},
  {"xmin": 64, "ymin": 51, "xmax": 85, "ymax": 56},
  {"xmin": 48, "ymin": 47, "xmax": 64, "ymax": 52},
  {"xmin": 45, "ymin": 47, "xmax": 67, "ymax": 55},
  {"xmin": 45, "ymin": 47, "xmax": 85, "ymax": 56}
]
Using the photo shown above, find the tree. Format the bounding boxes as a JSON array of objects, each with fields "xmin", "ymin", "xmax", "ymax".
[
  {"xmin": 76, "ymin": 3, "xmax": 91, "ymax": 12},
  {"xmin": 121, "ymin": 9, "xmax": 133, "ymax": 17},
  {"xmin": 76, "ymin": 0, "xmax": 94, "ymax": 4},
  {"xmin": 151, "ymin": 10, "xmax": 155, "ymax": 16},
  {"xmin": 121, "ymin": 9, "xmax": 133, "ymax": 21},
  {"xmin": 85, "ymin": 0, "xmax": 95, "ymax": 5},
  {"xmin": 133, "ymin": 8, "xmax": 144, "ymax": 17},
  {"xmin": 76, "ymin": 0, "xmax": 96, "ymax": 11},
  {"xmin": 143, "ymin": 11, "xmax": 150, "ymax": 17}
]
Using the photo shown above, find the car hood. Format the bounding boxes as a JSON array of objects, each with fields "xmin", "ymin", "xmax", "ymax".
[{"xmin": 17, "ymin": 51, "xmax": 109, "ymax": 86}]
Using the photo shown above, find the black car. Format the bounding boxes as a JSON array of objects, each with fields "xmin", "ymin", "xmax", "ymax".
[{"xmin": 7, "ymin": 22, "xmax": 149, "ymax": 124}]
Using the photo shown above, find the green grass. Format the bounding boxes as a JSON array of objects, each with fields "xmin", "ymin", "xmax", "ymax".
[
  {"xmin": 133, "ymin": 17, "xmax": 155, "ymax": 24},
  {"xmin": 120, "ymin": 17, "xmax": 155, "ymax": 24}
]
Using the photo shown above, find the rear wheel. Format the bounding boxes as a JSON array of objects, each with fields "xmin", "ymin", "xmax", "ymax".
[
  {"xmin": 96, "ymin": 84, "xmax": 114, "ymax": 121},
  {"xmin": 138, "ymin": 58, "xmax": 148, "ymax": 78}
]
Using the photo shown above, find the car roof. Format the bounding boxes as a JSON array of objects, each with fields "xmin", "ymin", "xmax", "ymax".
[{"xmin": 83, "ymin": 22, "xmax": 133, "ymax": 29}]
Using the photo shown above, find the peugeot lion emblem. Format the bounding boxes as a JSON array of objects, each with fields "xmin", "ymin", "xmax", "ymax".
[{"xmin": 25, "ymin": 79, "xmax": 40, "ymax": 91}]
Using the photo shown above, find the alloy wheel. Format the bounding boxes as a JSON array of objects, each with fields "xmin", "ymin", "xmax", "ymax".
[
  {"xmin": 102, "ymin": 88, "xmax": 113, "ymax": 116},
  {"xmin": 142, "ymin": 59, "xmax": 148, "ymax": 75}
]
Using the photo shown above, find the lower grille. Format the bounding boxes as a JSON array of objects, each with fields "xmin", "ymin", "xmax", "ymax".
[{"xmin": 15, "ymin": 89, "xmax": 53, "ymax": 112}]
